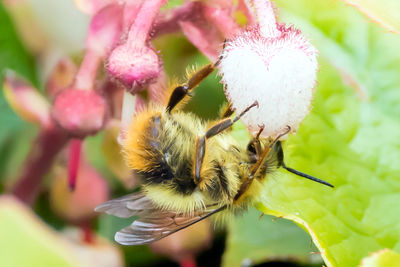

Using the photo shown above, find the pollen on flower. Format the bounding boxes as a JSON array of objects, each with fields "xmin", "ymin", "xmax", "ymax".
[{"xmin": 218, "ymin": 23, "xmax": 318, "ymax": 137}]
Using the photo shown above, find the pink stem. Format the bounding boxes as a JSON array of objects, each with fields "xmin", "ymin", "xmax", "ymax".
[
  {"xmin": 202, "ymin": 5, "xmax": 241, "ymax": 38},
  {"xmin": 12, "ymin": 125, "xmax": 69, "ymax": 204},
  {"xmin": 122, "ymin": 0, "xmax": 144, "ymax": 33},
  {"xmin": 127, "ymin": 0, "xmax": 168, "ymax": 45},
  {"xmin": 152, "ymin": 1, "xmax": 199, "ymax": 37},
  {"xmin": 179, "ymin": 257, "xmax": 197, "ymax": 267},
  {"xmin": 250, "ymin": 0, "xmax": 279, "ymax": 38},
  {"xmin": 74, "ymin": 50, "xmax": 101, "ymax": 91},
  {"xmin": 179, "ymin": 20, "xmax": 221, "ymax": 61},
  {"xmin": 81, "ymin": 221, "xmax": 94, "ymax": 244},
  {"xmin": 68, "ymin": 139, "xmax": 82, "ymax": 191},
  {"xmin": 238, "ymin": 0, "xmax": 256, "ymax": 25}
]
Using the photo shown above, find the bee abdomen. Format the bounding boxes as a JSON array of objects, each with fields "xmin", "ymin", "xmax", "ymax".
[{"xmin": 207, "ymin": 162, "xmax": 237, "ymax": 201}]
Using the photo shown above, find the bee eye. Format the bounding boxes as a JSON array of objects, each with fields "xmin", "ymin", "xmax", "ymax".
[{"xmin": 247, "ymin": 142, "xmax": 256, "ymax": 155}]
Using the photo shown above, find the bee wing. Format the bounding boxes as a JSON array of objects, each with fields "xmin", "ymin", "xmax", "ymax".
[
  {"xmin": 95, "ymin": 191, "xmax": 226, "ymax": 245},
  {"xmin": 94, "ymin": 192, "xmax": 157, "ymax": 218},
  {"xmin": 115, "ymin": 206, "xmax": 226, "ymax": 245}
]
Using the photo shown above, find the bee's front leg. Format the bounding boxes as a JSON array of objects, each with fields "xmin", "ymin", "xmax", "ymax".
[
  {"xmin": 234, "ymin": 126, "xmax": 291, "ymax": 201},
  {"xmin": 193, "ymin": 102, "xmax": 258, "ymax": 185}
]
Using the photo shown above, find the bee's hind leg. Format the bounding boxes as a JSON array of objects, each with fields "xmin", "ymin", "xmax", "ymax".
[{"xmin": 193, "ymin": 101, "xmax": 259, "ymax": 185}]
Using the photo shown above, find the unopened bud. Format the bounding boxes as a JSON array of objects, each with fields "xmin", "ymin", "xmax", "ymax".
[
  {"xmin": 52, "ymin": 89, "xmax": 107, "ymax": 137},
  {"xmin": 107, "ymin": 44, "xmax": 160, "ymax": 91}
]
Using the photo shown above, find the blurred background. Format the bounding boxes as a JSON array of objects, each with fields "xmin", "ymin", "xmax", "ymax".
[{"xmin": 1, "ymin": 0, "xmax": 400, "ymax": 266}]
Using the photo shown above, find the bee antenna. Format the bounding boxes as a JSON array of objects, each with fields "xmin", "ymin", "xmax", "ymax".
[{"xmin": 281, "ymin": 163, "xmax": 334, "ymax": 188}]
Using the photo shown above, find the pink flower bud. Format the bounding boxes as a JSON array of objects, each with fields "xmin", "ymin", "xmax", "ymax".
[
  {"xmin": 52, "ymin": 89, "xmax": 107, "ymax": 137},
  {"xmin": 50, "ymin": 161, "xmax": 109, "ymax": 224},
  {"xmin": 107, "ymin": 44, "xmax": 160, "ymax": 91},
  {"xmin": 218, "ymin": 0, "xmax": 318, "ymax": 137},
  {"xmin": 3, "ymin": 71, "xmax": 51, "ymax": 127},
  {"xmin": 107, "ymin": 0, "xmax": 167, "ymax": 91}
]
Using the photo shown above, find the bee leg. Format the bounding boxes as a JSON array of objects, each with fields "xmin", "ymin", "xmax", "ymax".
[
  {"xmin": 219, "ymin": 103, "xmax": 234, "ymax": 119},
  {"xmin": 234, "ymin": 127, "xmax": 291, "ymax": 201},
  {"xmin": 167, "ymin": 41, "xmax": 227, "ymax": 112},
  {"xmin": 194, "ymin": 102, "xmax": 258, "ymax": 185},
  {"xmin": 253, "ymin": 124, "xmax": 265, "ymax": 158},
  {"xmin": 166, "ymin": 64, "xmax": 214, "ymax": 112}
]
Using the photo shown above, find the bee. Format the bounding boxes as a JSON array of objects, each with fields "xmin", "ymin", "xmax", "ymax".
[{"xmin": 95, "ymin": 58, "xmax": 333, "ymax": 246}]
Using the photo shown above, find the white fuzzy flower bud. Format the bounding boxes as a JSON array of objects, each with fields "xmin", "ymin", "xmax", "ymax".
[{"xmin": 218, "ymin": 1, "xmax": 318, "ymax": 138}]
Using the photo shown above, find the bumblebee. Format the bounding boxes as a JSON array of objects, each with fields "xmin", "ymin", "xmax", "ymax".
[{"xmin": 95, "ymin": 59, "xmax": 333, "ymax": 245}]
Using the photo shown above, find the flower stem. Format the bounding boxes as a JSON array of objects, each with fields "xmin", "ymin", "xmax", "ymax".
[
  {"xmin": 127, "ymin": 0, "xmax": 168, "ymax": 45},
  {"xmin": 68, "ymin": 139, "xmax": 82, "ymax": 191},
  {"xmin": 12, "ymin": 125, "xmax": 69, "ymax": 204},
  {"xmin": 123, "ymin": 0, "xmax": 144, "ymax": 33},
  {"xmin": 119, "ymin": 90, "xmax": 137, "ymax": 144},
  {"xmin": 81, "ymin": 221, "xmax": 95, "ymax": 244},
  {"xmin": 74, "ymin": 50, "xmax": 101, "ymax": 91},
  {"xmin": 250, "ymin": 0, "xmax": 279, "ymax": 38},
  {"xmin": 152, "ymin": 1, "xmax": 199, "ymax": 37},
  {"xmin": 203, "ymin": 5, "xmax": 240, "ymax": 38},
  {"xmin": 179, "ymin": 257, "xmax": 197, "ymax": 267}
]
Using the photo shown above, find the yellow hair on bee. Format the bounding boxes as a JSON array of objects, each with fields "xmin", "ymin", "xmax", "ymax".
[
  {"xmin": 142, "ymin": 184, "xmax": 207, "ymax": 215},
  {"xmin": 185, "ymin": 64, "xmax": 200, "ymax": 80},
  {"xmin": 123, "ymin": 106, "xmax": 163, "ymax": 172}
]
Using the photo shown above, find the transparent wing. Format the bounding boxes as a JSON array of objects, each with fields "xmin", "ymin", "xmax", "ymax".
[
  {"xmin": 95, "ymin": 192, "xmax": 225, "ymax": 245},
  {"xmin": 95, "ymin": 191, "xmax": 158, "ymax": 218},
  {"xmin": 115, "ymin": 207, "xmax": 225, "ymax": 245}
]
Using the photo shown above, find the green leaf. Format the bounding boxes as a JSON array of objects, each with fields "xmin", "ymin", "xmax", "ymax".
[
  {"xmin": 0, "ymin": 2, "xmax": 36, "ymax": 82},
  {"xmin": 339, "ymin": 0, "xmax": 400, "ymax": 34},
  {"xmin": 360, "ymin": 249, "xmax": 400, "ymax": 267},
  {"xmin": 97, "ymin": 214, "xmax": 163, "ymax": 266},
  {"xmin": 255, "ymin": 59, "xmax": 400, "ymax": 266},
  {"xmin": 223, "ymin": 208, "xmax": 322, "ymax": 267},
  {"xmin": 275, "ymin": 0, "xmax": 400, "ymax": 120},
  {"xmin": 243, "ymin": 2, "xmax": 400, "ymax": 266},
  {"xmin": 0, "ymin": 196, "xmax": 81, "ymax": 267}
]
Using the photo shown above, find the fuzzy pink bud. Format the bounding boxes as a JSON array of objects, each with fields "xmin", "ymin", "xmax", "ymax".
[
  {"xmin": 107, "ymin": 45, "xmax": 160, "ymax": 91},
  {"xmin": 107, "ymin": 0, "xmax": 167, "ymax": 91},
  {"xmin": 218, "ymin": 0, "xmax": 317, "ymax": 137},
  {"xmin": 52, "ymin": 89, "xmax": 107, "ymax": 137}
]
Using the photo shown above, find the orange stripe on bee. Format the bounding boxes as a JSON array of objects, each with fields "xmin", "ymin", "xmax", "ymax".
[{"xmin": 123, "ymin": 109, "xmax": 162, "ymax": 172}]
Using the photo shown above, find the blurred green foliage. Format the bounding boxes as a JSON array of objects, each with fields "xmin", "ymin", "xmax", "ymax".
[{"xmin": 0, "ymin": 2, "xmax": 37, "ymax": 188}]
